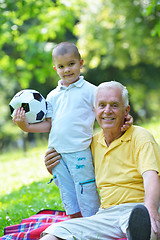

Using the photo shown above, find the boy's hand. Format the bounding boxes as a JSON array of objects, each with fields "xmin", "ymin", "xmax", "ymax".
[
  {"xmin": 44, "ymin": 148, "xmax": 61, "ymax": 174},
  {"xmin": 121, "ymin": 114, "xmax": 133, "ymax": 132},
  {"xmin": 13, "ymin": 107, "xmax": 30, "ymax": 132}
]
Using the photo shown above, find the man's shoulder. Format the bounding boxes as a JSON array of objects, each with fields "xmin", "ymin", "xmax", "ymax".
[
  {"xmin": 130, "ymin": 125, "xmax": 156, "ymax": 143},
  {"xmin": 92, "ymin": 130, "xmax": 103, "ymax": 143}
]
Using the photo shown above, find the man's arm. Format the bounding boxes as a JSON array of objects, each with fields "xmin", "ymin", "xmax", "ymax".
[
  {"xmin": 44, "ymin": 148, "xmax": 61, "ymax": 174},
  {"xmin": 143, "ymin": 170, "xmax": 160, "ymax": 238}
]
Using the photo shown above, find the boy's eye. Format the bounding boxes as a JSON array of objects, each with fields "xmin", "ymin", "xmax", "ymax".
[
  {"xmin": 69, "ymin": 62, "xmax": 75, "ymax": 66},
  {"xmin": 58, "ymin": 65, "xmax": 64, "ymax": 69}
]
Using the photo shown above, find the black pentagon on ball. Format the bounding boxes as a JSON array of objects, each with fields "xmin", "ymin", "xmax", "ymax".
[
  {"xmin": 36, "ymin": 110, "xmax": 45, "ymax": 121},
  {"xmin": 33, "ymin": 93, "xmax": 42, "ymax": 102},
  {"xmin": 21, "ymin": 103, "xmax": 30, "ymax": 113},
  {"xmin": 9, "ymin": 105, "xmax": 14, "ymax": 115}
]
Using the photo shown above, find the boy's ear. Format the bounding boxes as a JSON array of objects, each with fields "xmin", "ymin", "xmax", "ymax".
[
  {"xmin": 80, "ymin": 59, "xmax": 84, "ymax": 69},
  {"xmin": 53, "ymin": 66, "xmax": 57, "ymax": 71}
]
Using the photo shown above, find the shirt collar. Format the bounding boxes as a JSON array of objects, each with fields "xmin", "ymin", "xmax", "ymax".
[
  {"xmin": 57, "ymin": 75, "xmax": 85, "ymax": 90},
  {"xmin": 97, "ymin": 125, "xmax": 134, "ymax": 148},
  {"xmin": 120, "ymin": 125, "xmax": 133, "ymax": 142}
]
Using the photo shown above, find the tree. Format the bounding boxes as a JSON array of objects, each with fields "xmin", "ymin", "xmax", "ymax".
[
  {"xmin": 0, "ymin": 0, "xmax": 79, "ymax": 92},
  {"xmin": 0, "ymin": 0, "xmax": 160, "ymax": 150},
  {"xmin": 75, "ymin": 0, "xmax": 160, "ymax": 70},
  {"xmin": 74, "ymin": 0, "xmax": 160, "ymax": 121},
  {"xmin": 143, "ymin": 0, "xmax": 160, "ymax": 37},
  {"xmin": 0, "ymin": 0, "xmax": 83, "ymax": 149}
]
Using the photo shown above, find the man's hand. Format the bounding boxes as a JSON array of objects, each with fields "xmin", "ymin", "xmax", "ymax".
[
  {"xmin": 13, "ymin": 107, "xmax": 30, "ymax": 132},
  {"xmin": 44, "ymin": 148, "xmax": 61, "ymax": 174},
  {"xmin": 121, "ymin": 114, "xmax": 133, "ymax": 132}
]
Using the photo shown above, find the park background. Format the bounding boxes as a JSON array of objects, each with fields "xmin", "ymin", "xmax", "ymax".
[{"xmin": 0, "ymin": 0, "xmax": 160, "ymax": 236}]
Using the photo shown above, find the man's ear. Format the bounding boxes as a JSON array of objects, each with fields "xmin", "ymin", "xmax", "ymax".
[
  {"xmin": 53, "ymin": 66, "xmax": 57, "ymax": 71},
  {"xmin": 125, "ymin": 105, "xmax": 130, "ymax": 117}
]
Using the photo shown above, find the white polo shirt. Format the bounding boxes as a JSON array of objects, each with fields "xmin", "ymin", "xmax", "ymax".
[{"xmin": 46, "ymin": 76, "xmax": 96, "ymax": 153}]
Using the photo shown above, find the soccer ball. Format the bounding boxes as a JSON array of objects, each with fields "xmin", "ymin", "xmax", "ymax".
[{"xmin": 9, "ymin": 89, "xmax": 47, "ymax": 123}]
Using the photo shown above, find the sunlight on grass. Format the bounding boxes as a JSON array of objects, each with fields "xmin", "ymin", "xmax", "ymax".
[
  {"xmin": 1, "ymin": 146, "xmax": 50, "ymax": 195},
  {"xmin": 0, "ymin": 144, "xmax": 64, "ymax": 236}
]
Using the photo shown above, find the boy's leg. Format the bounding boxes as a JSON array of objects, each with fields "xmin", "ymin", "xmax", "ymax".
[
  {"xmin": 51, "ymin": 158, "xmax": 81, "ymax": 217},
  {"xmin": 63, "ymin": 148, "xmax": 100, "ymax": 217}
]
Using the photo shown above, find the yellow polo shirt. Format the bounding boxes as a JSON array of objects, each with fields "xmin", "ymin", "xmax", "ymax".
[{"xmin": 91, "ymin": 125, "xmax": 160, "ymax": 209}]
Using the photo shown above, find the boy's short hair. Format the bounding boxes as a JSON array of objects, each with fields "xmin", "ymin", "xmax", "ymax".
[{"xmin": 52, "ymin": 42, "xmax": 81, "ymax": 63}]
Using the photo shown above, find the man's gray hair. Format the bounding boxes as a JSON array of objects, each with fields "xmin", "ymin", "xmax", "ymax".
[{"xmin": 95, "ymin": 81, "xmax": 129, "ymax": 107}]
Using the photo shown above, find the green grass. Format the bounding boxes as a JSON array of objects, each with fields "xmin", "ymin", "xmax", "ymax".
[
  {"xmin": 0, "ymin": 121, "xmax": 160, "ymax": 237},
  {"xmin": 0, "ymin": 145, "xmax": 64, "ymax": 237}
]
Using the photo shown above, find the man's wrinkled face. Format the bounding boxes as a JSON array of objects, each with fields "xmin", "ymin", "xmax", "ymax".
[{"xmin": 94, "ymin": 87, "xmax": 129, "ymax": 131}]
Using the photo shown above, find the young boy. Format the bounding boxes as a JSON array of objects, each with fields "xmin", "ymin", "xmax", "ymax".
[{"xmin": 13, "ymin": 42, "xmax": 131, "ymax": 219}]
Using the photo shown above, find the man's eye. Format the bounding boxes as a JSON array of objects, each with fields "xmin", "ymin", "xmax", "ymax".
[
  {"xmin": 99, "ymin": 104, "xmax": 105, "ymax": 108},
  {"xmin": 112, "ymin": 104, "xmax": 118, "ymax": 108}
]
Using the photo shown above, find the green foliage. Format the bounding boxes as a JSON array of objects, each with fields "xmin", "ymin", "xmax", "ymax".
[
  {"xmin": 0, "ymin": 0, "xmax": 78, "ymax": 89},
  {"xmin": 0, "ymin": 0, "xmax": 83, "ymax": 149},
  {"xmin": 0, "ymin": 0, "xmax": 160, "ymax": 149},
  {"xmin": 76, "ymin": 0, "xmax": 160, "ymax": 70},
  {"xmin": 74, "ymin": 0, "xmax": 160, "ymax": 122},
  {"xmin": 143, "ymin": 0, "xmax": 160, "ymax": 37}
]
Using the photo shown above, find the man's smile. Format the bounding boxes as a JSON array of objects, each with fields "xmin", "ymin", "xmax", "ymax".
[{"xmin": 102, "ymin": 117, "xmax": 115, "ymax": 121}]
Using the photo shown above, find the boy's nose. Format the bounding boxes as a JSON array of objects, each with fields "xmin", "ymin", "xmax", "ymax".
[{"xmin": 64, "ymin": 67, "xmax": 70, "ymax": 72}]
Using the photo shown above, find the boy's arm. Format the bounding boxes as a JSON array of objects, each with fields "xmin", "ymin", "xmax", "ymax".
[
  {"xmin": 121, "ymin": 114, "xmax": 133, "ymax": 132},
  {"xmin": 13, "ymin": 107, "xmax": 51, "ymax": 133}
]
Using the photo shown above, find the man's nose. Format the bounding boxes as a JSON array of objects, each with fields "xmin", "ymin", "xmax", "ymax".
[{"xmin": 104, "ymin": 104, "xmax": 112, "ymax": 113}]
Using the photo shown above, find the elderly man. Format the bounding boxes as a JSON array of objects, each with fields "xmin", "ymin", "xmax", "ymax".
[{"xmin": 41, "ymin": 81, "xmax": 160, "ymax": 240}]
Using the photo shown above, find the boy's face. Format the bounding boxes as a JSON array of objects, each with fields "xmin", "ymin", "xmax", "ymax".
[{"xmin": 53, "ymin": 52, "xmax": 83, "ymax": 87}]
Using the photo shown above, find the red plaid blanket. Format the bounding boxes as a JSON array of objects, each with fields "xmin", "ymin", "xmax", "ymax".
[{"xmin": 0, "ymin": 209, "xmax": 127, "ymax": 240}]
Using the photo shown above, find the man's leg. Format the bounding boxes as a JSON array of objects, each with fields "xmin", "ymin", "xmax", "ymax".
[
  {"xmin": 41, "ymin": 207, "xmax": 126, "ymax": 240},
  {"xmin": 41, "ymin": 234, "xmax": 62, "ymax": 240},
  {"xmin": 127, "ymin": 204, "xmax": 151, "ymax": 240},
  {"xmin": 150, "ymin": 230, "xmax": 158, "ymax": 240}
]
